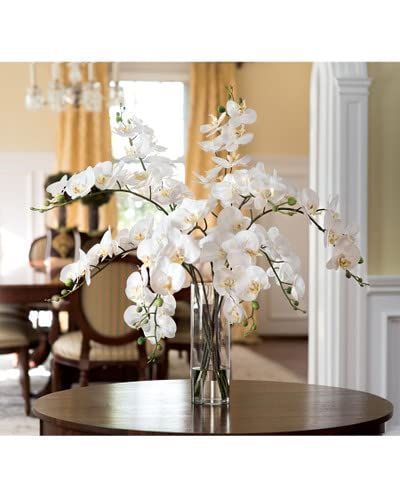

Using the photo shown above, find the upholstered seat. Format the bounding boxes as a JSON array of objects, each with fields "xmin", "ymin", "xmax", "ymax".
[
  {"xmin": 53, "ymin": 331, "xmax": 162, "ymax": 362},
  {"xmin": 0, "ymin": 318, "xmax": 31, "ymax": 415},
  {"xmin": 0, "ymin": 320, "xmax": 30, "ymax": 348}
]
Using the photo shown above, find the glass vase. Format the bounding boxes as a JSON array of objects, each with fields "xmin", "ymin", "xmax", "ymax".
[{"xmin": 190, "ymin": 283, "xmax": 231, "ymax": 405}]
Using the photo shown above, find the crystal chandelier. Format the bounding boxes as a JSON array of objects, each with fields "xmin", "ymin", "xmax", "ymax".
[{"xmin": 25, "ymin": 62, "xmax": 124, "ymax": 113}]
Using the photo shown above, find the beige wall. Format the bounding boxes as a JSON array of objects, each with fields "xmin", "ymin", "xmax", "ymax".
[
  {"xmin": 368, "ymin": 63, "xmax": 400, "ymax": 275},
  {"xmin": 0, "ymin": 63, "xmax": 57, "ymax": 152},
  {"xmin": 236, "ymin": 62, "xmax": 311, "ymax": 155}
]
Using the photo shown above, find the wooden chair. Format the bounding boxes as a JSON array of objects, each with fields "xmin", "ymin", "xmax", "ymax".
[
  {"xmin": 51, "ymin": 258, "xmax": 165, "ymax": 391},
  {"xmin": 164, "ymin": 289, "xmax": 191, "ymax": 377},
  {"xmin": 0, "ymin": 316, "xmax": 31, "ymax": 415}
]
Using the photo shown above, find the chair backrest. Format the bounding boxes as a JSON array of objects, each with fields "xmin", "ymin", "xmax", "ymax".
[
  {"xmin": 29, "ymin": 236, "xmax": 47, "ymax": 270},
  {"xmin": 72, "ymin": 256, "xmax": 143, "ymax": 346}
]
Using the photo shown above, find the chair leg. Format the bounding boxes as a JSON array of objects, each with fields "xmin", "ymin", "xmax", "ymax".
[
  {"xmin": 79, "ymin": 369, "xmax": 89, "ymax": 387},
  {"xmin": 52, "ymin": 358, "xmax": 62, "ymax": 392},
  {"xmin": 18, "ymin": 347, "xmax": 30, "ymax": 416}
]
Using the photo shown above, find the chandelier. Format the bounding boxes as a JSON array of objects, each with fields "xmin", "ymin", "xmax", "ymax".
[{"xmin": 25, "ymin": 62, "xmax": 124, "ymax": 113}]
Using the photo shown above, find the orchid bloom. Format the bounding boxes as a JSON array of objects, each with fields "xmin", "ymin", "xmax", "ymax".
[{"xmin": 65, "ymin": 167, "xmax": 95, "ymax": 199}]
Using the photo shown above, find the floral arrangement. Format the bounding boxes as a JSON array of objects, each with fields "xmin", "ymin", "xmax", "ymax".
[{"xmin": 35, "ymin": 87, "xmax": 367, "ymax": 370}]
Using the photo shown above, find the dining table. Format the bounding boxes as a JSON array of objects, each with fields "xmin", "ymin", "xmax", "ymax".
[{"xmin": 0, "ymin": 266, "xmax": 65, "ymax": 394}]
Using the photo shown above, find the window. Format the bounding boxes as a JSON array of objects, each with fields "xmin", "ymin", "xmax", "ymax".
[{"xmin": 110, "ymin": 65, "xmax": 189, "ymax": 230}]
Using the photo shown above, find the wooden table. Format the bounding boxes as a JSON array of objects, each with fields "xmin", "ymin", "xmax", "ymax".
[{"xmin": 33, "ymin": 380, "xmax": 393, "ymax": 435}]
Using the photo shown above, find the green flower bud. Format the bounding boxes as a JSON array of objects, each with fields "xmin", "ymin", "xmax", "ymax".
[
  {"xmin": 345, "ymin": 270, "xmax": 352, "ymax": 279},
  {"xmin": 286, "ymin": 286, "xmax": 292, "ymax": 294},
  {"xmin": 358, "ymin": 257, "xmax": 364, "ymax": 264},
  {"xmin": 55, "ymin": 194, "xmax": 65, "ymax": 203},
  {"xmin": 61, "ymin": 289, "xmax": 69, "ymax": 297},
  {"xmin": 287, "ymin": 196, "xmax": 297, "ymax": 206},
  {"xmin": 251, "ymin": 301, "xmax": 260, "ymax": 310},
  {"xmin": 250, "ymin": 323, "xmax": 257, "ymax": 331},
  {"xmin": 154, "ymin": 297, "xmax": 164, "ymax": 307},
  {"xmin": 51, "ymin": 295, "xmax": 60, "ymax": 303},
  {"xmin": 116, "ymin": 112, "xmax": 122, "ymax": 123},
  {"xmin": 137, "ymin": 336, "xmax": 146, "ymax": 346},
  {"xmin": 136, "ymin": 306, "xmax": 143, "ymax": 313},
  {"xmin": 64, "ymin": 278, "xmax": 74, "ymax": 289},
  {"xmin": 242, "ymin": 319, "xmax": 249, "ymax": 327},
  {"xmin": 293, "ymin": 300, "xmax": 299, "ymax": 307},
  {"xmin": 217, "ymin": 105, "xmax": 226, "ymax": 114}
]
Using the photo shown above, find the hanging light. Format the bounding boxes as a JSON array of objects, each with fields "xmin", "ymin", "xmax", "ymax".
[
  {"xmin": 47, "ymin": 63, "xmax": 65, "ymax": 112},
  {"xmin": 25, "ymin": 62, "xmax": 117, "ymax": 113},
  {"xmin": 25, "ymin": 63, "xmax": 45, "ymax": 111}
]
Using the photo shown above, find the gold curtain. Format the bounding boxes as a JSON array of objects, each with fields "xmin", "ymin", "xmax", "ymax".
[
  {"xmin": 55, "ymin": 62, "xmax": 117, "ymax": 232},
  {"xmin": 186, "ymin": 63, "xmax": 257, "ymax": 344}
]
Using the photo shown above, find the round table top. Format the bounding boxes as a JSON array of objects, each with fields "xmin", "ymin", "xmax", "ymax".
[{"xmin": 33, "ymin": 380, "xmax": 393, "ymax": 435}]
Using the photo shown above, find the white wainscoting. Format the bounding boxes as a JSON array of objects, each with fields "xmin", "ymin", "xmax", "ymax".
[
  {"xmin": 367, "ymin": 275, "xmax": 400, "ymax": 433},
  {"xmin": 0, "ymin": 153, "xmax": 54, "ymax": 278},
  {"xmin": 252, "ymin": 155, "xmax": 309, "ymax": 337}
]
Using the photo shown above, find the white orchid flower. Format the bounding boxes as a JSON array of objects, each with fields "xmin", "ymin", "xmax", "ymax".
[
  {"xmin": 194, "ymin": 165, "xmax": 223, "ymax": 185},
  {"xmin": 300, "ymin": 188, "xmax": 320, "ymax": 218},
  {"xmin": 125, "ymin": 269, "xmax": 148, "ymax": 304},
  {"xmin": 291, "ymin": 274, "xmax": 306, "ymax": 301},
  {"xmin": 211, "ymin": 174, "xmax": 241, "ymax": 207},
  {"xmin": 65, "ymin": 167, "xmax": 95, "ymax": 199},
  {"xmin": 199, "ymin": 135, "xmax": 225, "ymax": 153},
  {"xmin": 122, "ymin": 132, "xmax": 166, "ymax": 162},
  {"xmin": 60, "ymin": 249, "xmax": 92, "ymax": 286},
  {"xmin": 216, "ymin": 206, "xmax": 250, "ymax": 233},
  {"xmin": 213, "ymin": 267, "xmax": 242, "ymax": 297},
  {"xmin": 200, "ymin": 229, "xmax": 234, "ymax": 269},
  {"xmin": 200, "ymin": 113, "xmax": 226, "ymax": 136},
  {"xmin": 222, "ymin": 296, "xmax": 246, "ymax": 324},
  {"xmin": 46, "ymin": 174, "xmax": 68, "ymax": 198},
  {"xmin": 93, "ymin": 161, "xmax": 120, "ymax": 190},
  {"xmin": 218, "ymin": 124, "xmax": 254, "ymax": 153},
  {"xmin": 222, "ymin": 230, "xmax": 262, "ymax": 267},
  {"xmin": 112, "ymin": 121, "xmax": 137, "ymax": 138},
  {"xmin": 163, "ymin": 228, "xmax": 200, "ymax": 265},
  {"xmin": 137, "ymin": 237, "xmax": 163, "ymax": 269},
  {"xmin": 88, "ymin": 227, "xmax": 119, "ymax": 262},
  {"xmin": 226, "ymin": 99, "xmax": 257, "ymax": 127},
  {"xmin": 326, "ymin": 238, "xmax": 361, "ymax": 271},
  {"xmin": 212, "ymin": 153, "xmax": 251, "ymax": 170},
  {"xmin": 324, "ymin": 215, "xmax": 346, "ymax": 248},
  {"xmin": 152, "ymin": 178, "xmax": 192, "ymax": 206},
  {"xmin": 150, "ymin": 257, "xmax": 187, "ymax": 295},
  {"xmin": 129, "ymin": 218, "xmax": 154, "ymax": 247},
  {"xmin": 142, "ymin": 315, "xmax": 177, "ymax": 344},
  {"xmin": 252, "ymin": 168, "xmax": 290, "ymax": 209},
  {"xmin": 235, "ymin": 265, "xmax": 270, "ymax": 301},
  {"xmin": 169, "ymin": 198, "xmax": 214, "ymax": 233},
  {"xmin": 123, "ymin": 305, "xmax": 145, "ymax": 330}
]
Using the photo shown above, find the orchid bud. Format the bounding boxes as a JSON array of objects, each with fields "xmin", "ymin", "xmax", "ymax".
[
  {"xmin": 293, "ymin": 300, "xmax": 299, "ymax": 307},
  {"xmin": 154, "ymin": 297, "xmax": 164, "ymax": 307},
  {"xmin": 287, "ymin": 197, "xmax": 297, "ymax": 206},
  {"xmin": 61, "ymin": 289, "xmax": 69, "ymax": 296},
  {"xmin": 55, "ymin": 194, "xmax": 65, "ymax": 203},
  {"xmin": 137, "ymin": 336, "xmax": 146, "ymax": 345},
  {"xmin": 251, "ymin": 301, "xmax": 260, "ymax": 310},
  {"xmin": 345, "ymin": 270, "xmax": 352, "ymax": 279},
  {"xmin": 250, "ymin": 323, "xmax": 257, "ymax": 331},
  {"xmin": 51, "ymin": 295, "xmax": 60, "ymax": 303},
  {"xmin": 64, "ymin": 278, "xmax": 74, "ymax": 289},
  {"xmin": 286, "ymin": 286, "xmax": 292, "ymax": 294},
  {"xmin": 242, "ymin": 319, "xmax": 249, "ymax": 327},
  {"xmin": 136, "ymin": 306, "xmax": 143, "ymax": 313},
  {"xmin": 217, "ymin": 105, "xmax": 226, "ymax": 114},
  {"xmin": 116, "ymin": 112, "xmax": 122, "ymax": 123},
  {"xmin": 358, "ymin": 257, "xmax": 364, "ymax": 264}
]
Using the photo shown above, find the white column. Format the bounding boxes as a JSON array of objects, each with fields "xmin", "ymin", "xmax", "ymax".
[{"xmin": 308, "ymin": 63, "xmax": 371, "ymax": 390}]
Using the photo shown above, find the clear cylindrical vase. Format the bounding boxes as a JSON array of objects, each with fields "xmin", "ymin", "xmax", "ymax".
[{"xmin": 190, "ymin": 283, "xmax": 231, "ymax": 405}]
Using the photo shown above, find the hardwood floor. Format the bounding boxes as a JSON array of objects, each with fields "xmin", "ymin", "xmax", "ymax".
[{"xmin": 247, "ymin": 337, "xmax": 308, "ymax": 381}]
